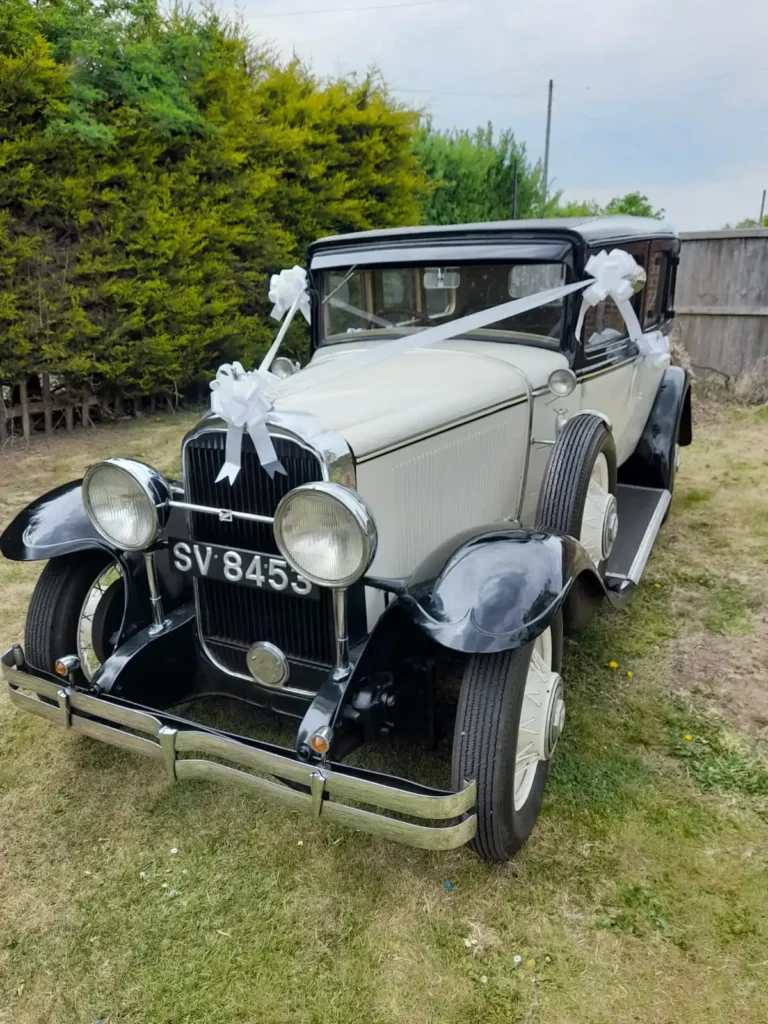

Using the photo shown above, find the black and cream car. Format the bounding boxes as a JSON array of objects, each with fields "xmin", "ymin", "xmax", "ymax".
[{"xmin": 1, "ymin": 216, "xmax": 692, "ymax": 860}]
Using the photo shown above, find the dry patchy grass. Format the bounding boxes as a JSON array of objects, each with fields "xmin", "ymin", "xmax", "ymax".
[{"xmin": 0, "ymin": 405, "xmax": 767, "ymax": 1024}]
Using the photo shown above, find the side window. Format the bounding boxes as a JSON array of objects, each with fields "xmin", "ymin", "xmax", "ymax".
[
  {"xmin": 643, "ymin": 245, "xmax": 674, "ymax": 328},
  {"xmin": 582, "ymin": 243, "xmax": 648, "ymax": 348}
]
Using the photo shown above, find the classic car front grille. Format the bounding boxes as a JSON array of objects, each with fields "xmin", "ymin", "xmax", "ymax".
[{"xmin": 184, "ymin": 431, "xmax": 336, "ymax": 672}]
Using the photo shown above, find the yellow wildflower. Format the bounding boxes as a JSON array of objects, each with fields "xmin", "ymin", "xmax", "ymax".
[
  {"xmin": 608, "ymin": 660, "xmax": 619, "ymax": 669},
  {"xmin": 627, "ymin": 671, "xmax": 634, "ymax": 679},
  {"xmin": 654, "ymin": 583, "xmax": 662, "ymax": 589},
  {"xmin": 684, "ymin": 734, "xmax": 693, "ymax": 741}
]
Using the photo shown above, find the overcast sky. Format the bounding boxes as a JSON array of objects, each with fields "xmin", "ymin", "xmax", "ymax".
[{"xmin": 217, "ymin": 0, "xmax": 767, "ymax": 230}]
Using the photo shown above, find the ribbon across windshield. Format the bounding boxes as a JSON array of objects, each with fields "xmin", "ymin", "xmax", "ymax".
[{"xmin": 209, "ymin": 251, "xmax": 670, "ymax": 482}]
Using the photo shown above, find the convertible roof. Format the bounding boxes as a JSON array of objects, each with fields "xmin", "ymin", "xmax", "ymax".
[{"xmin": 309, "ymin": 215, "xmax": 678, "ymax": 256}]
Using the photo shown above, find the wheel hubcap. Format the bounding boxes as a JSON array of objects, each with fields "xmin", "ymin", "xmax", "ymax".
[
  {"xmin": 515, "ymin": 628, "xmax": 565, "ymax": 810},
  {"xmin": 580, "ymin": 453, "xmax": 617, "ymax": 566},
  {"xmin": 77, "ymin": 563, "xmax": 123, "ymax": 681}
]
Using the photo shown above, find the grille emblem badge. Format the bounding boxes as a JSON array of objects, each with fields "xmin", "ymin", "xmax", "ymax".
[
  {"xmin": 218, "ymin": 509, "xmax": 233, "ymax": 522},
  {"xmin": 247, "ymin": 642, "xmax": 289, "ymax": 688}
]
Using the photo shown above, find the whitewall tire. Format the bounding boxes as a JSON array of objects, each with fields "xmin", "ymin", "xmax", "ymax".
[{"xmin": 452, "ymin": 615, "xmax": 564, "ymax": 861}]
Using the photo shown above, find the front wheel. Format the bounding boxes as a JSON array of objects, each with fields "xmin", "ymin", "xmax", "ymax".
[
  {"xmin": 452, "ymin": 615, "xmax": 564, "ymax": 861},
  {"xmin": 25, "ymin": 551, "xmax": 125, "ymax": 685}
]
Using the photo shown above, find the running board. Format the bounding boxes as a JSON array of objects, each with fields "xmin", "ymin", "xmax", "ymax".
[{"xmin": 604, "ymin": 484, "xmax": 671, "ymax": 586}]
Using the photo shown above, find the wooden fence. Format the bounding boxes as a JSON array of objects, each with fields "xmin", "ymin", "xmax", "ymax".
[
  {"xmin": 0, "ymin": 378, "xmax": 180, "ymax": 444},
  {"xmin": 677, "ymin": 229, "xmax": 768, "ymax": 376}
]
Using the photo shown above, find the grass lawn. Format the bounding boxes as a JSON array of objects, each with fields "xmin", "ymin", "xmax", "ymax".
[{"xmin": 1, "ymin": 403, "xmax": 767, "ymax": 1024}]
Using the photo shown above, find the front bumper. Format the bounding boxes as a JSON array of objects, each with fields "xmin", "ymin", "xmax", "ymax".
[{"xmin": 2, "ymin": 648, "xmax": 477, "ymax": 852}]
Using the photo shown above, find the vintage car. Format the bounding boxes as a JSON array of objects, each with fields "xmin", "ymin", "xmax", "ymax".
[{"xmin": 1, "ymin": 216, "xmax": 692, "ymax": 861}]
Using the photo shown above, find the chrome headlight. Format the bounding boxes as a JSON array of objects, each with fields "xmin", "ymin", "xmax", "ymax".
[
  {"xmin": 82, "ymin": 458, "xmax": 170, "ymax": 551},
  {"xmin": 273, "ymin": 483, "xmax": 377, "ymax": 588}
]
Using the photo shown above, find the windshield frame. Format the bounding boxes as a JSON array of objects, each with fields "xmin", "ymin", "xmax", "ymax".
[
  {"xmin": 307, "ymin": 239, "xmax": 581, "ymax": 362},
  {"xmin": 313, "ymin": 259, "xmax": 576, "ymax": 355}
]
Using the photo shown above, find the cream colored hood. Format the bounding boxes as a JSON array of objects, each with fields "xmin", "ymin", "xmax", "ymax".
[{"xmin": 273, "ymin": 339, "xmax": 570, "ymax": 458}]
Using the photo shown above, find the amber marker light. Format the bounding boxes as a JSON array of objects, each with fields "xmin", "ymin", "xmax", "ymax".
[
  {"xmin": 309, "ymin": 727, "xmax": 332, "ymax": 755},
  {"xmin": 54, "ymin": 655, "xmax": 80, "ymax": 676}
]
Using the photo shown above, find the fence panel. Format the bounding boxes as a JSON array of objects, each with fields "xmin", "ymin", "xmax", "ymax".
[{"xmin": 677, "ymin": 229, "xmax": 768, "ymax": 376}]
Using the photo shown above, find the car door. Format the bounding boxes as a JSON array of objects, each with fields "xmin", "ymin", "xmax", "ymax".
[
  {"xmin": 576, "ymin": 241, "xmax": 648, "ymax": 465},
  {"xmin": 622, "ymin": 240, "xmax": 678, "ymax": 455}
]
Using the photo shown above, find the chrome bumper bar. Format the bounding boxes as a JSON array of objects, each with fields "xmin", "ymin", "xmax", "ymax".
[{"xmin": 2, "ymin": 649, "xmax": 477, "ymax": 851}]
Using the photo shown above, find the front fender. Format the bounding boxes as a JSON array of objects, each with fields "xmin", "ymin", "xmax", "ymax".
[
  {"xmin": 394, "ymin": 525, "xmax": 599, "ymax": 654},
  {"xmin": 0, "ymin": 479, "xmax": 191, "ymax": 646},
  {"xmin": 0, "ymin": 480, "xmax": 106, "ymax": 561}
]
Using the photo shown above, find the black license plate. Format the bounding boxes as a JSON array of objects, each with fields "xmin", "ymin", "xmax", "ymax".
[{"xmin": 170, "ymin": 540, "xmax": 317, "ymax": 599}]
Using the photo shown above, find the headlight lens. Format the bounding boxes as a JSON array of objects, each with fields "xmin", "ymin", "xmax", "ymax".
[
  {"xmin": 274, "ymin": 483, "xmax": 377, "ymax": 588},
  {"xmin": 82, "ymin": 459, "xmax": 169, "ymax": 550}
]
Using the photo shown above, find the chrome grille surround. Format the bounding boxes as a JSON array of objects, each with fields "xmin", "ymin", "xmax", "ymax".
[{"xmin": 181, "ymin": 415, "xmax": 356, "ymax": 694}]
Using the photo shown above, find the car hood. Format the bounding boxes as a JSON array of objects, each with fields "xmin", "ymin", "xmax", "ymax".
[{"xmin": 273, "ymin": 339, "xmax": 570, "ymax": 459}]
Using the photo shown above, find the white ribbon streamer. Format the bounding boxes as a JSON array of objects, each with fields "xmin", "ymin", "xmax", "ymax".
[
  {"xmin": 210, "ymin": 249, "xmax": 660, "ymax": 481},
  {"xmin": 279, "ymin": 279, "xmax": 593, "ymax": 398},
  {"xmin": 209, "ymin": 362, "xmax": 284, "ymax": 484}
]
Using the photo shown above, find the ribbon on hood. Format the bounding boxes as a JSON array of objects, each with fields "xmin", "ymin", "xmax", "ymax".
[{"xmin": 209, "ymin": 362, "xmax": 284, "ymax": 484}]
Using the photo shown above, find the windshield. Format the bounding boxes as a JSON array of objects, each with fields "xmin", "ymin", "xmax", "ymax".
[{"xmin": 319, "ymin": 262, "xmax": 568, "ymax": 348}]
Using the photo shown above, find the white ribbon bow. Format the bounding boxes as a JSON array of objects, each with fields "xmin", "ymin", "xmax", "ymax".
[
  {"xmin": 209, "ymin": 363, "xmax": 285, "ymax": 484},
  {"xmin": 576, "ymin": 248, "xmax": 644, "ymax": 342},
  {"xmin": 576, "ymin": 248, "xmax": 669, "ymax": 366},
  {"xmin": 269, "ymin": 266, "xmax": 311, "ymax": 324}
]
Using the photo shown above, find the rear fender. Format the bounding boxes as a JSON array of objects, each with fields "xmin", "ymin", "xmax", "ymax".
[
  {"xmin": 394, "ymin": 525, "xmax": 601, "ymax": 655},
  {"xmin": 619, "ymin": 365, "xmax": 692, "ymax": 489},
  {"xmin": 0, "ymin": 480, "xmax": 191, "ymax": 645}
]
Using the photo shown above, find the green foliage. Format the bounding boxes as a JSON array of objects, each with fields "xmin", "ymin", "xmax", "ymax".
[
  {"xmin": 416, "ymin": 120, "xmax": 559, "ymax": 224},
  {"xmin": 0, "ymin": 0, "xmax": 425, "ymax": 396},
  {"xmin": 603, "ymin": 191, "xmax": 664, "ymax": 219},
  {"xmin": 549, "ymin": 199, "xmax": 602, "ymax": 218},
  {"xmin": 734, "ymin": 216, "xmax": 768, "ymax": 228},
  {"xmin": 550, "ymin": 191, "xmax": 664, "ymax": 220},
  {"xmin": 416, "ymin": 121, "xmax": 664, "ymax": 228}
]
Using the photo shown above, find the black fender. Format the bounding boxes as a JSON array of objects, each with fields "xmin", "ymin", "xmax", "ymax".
[
  {"xmin": 391, "ymin": 524, "xmax": 601, "ymax": 655},
  {"xmin": 1, "ymin": 479, "xmax": 105, "ymax": 561},
  {"xmin": 0, "ymin": 480, "xmax": 191, "ymax": 645},
  {"xmin": 619, "ymin": 365, "xmax": 692, "ymax": 490}
]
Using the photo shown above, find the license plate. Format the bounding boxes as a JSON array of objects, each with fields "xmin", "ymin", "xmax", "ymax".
[{"xmin": 170, "ymin": 540, "xmax": 317, "ymax": 599}]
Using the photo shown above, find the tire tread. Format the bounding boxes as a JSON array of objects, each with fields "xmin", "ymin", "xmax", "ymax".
[
  {"xmin": 454, "ymin": 648, "xmax": 523, "ymax": 861},
  {"xmin": 536, "ymin": 415, "xmax": 613, "ymax": 539},
  {"xmin": 25, "ymin": 551, "xmax": 112, "ymax": 674}
]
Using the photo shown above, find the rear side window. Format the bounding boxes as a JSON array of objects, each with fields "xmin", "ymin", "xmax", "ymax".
[
  {"xmin": 582, "ymin": 242, "xmax": 650, "ymax": 348},
  {"xmin": 643, "ymin": 244, "xmax": 674, "ymax": 328}
]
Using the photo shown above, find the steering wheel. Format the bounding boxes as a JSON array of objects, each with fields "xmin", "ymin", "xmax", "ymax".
[{"xmin": 374, "ymin": 307, "xmax": 433, "ymax": 327}]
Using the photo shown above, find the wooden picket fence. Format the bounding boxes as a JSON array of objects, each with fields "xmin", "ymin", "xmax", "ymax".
[{"xmin": 0, "ymin": 374, "xmax": 185, "ymax": 444}]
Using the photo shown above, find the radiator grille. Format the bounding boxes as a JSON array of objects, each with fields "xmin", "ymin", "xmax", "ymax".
[{"xmin": 184, "ymin": 430, "xmax": 336, "ymax": 671}]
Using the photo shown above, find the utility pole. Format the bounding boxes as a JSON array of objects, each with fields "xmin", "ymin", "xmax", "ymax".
[
  {"xmin": 542, "ymin": 79, "xmax": 553, "ymax": 210},
  {"xmin": 759, "ymin": 189, "xmax": 766, "ymax": 227},
  {"xmin": 511, "ymin": 158, "xmax": 518, "ymax": 219}
]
